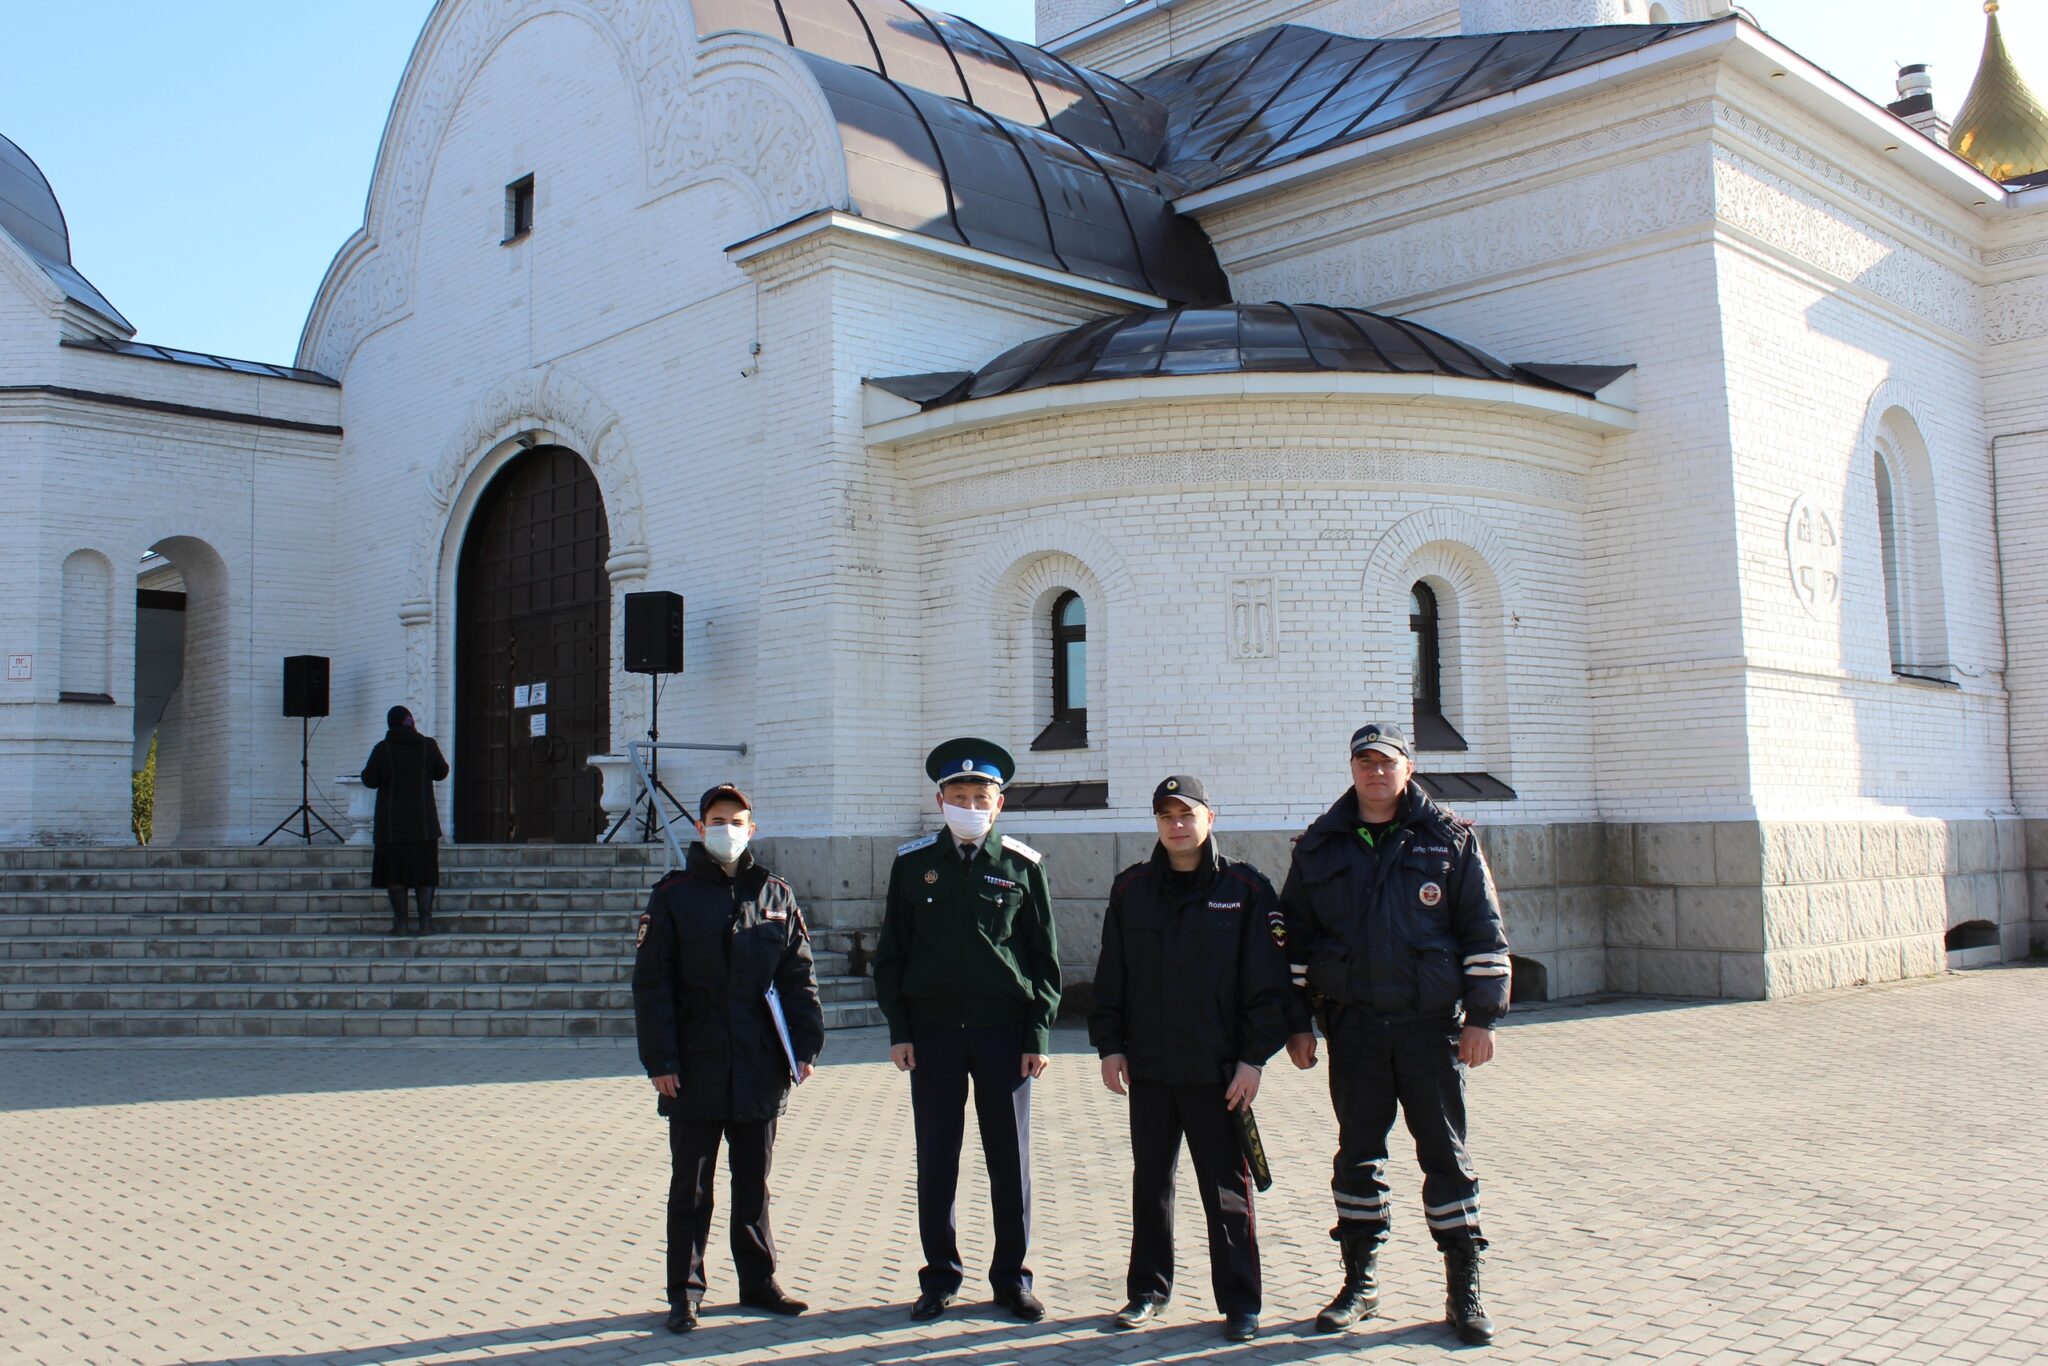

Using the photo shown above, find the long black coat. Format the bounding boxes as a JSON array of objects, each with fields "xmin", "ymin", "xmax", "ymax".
[
  {"xmin": 360, "ymin": 727, "xmax": 448, "ymax": 844},
  {"xmin": 632, "ymin": 846, "xmax": 826, "ymax": 1122}
]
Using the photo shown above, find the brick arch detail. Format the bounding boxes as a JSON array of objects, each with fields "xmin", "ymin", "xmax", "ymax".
[
  {"xmin": 405, "ymin": 366, "xmax": 648, "ymax": 740},
  {"xmin": 1362, "ymin": 507, "xmax": 1519, "ymax": 771}
]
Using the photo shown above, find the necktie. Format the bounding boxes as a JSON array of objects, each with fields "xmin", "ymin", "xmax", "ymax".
[{"xmin": 960, "ymin": 842, "xmax": 976, "ymax": 864}]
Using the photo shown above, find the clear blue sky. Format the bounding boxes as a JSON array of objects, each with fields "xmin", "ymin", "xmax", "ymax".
[{"xmin": 1, "ymin": 1, "xmax": 2039, "ymax": 367}]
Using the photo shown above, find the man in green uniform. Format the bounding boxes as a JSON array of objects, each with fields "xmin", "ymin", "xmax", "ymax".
[{"xmin": 874, "ymin": 737, "xmax": 1062, "ymax": 1323}]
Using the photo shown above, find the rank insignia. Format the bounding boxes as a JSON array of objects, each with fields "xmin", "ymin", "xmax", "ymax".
[
  {"xmin": 924, "ymin": 869, "xmax": 939, "ymax": 885},
  {"xmin": 1419, "ymin": 881, "xmax": 1443, "ymax": 907}
]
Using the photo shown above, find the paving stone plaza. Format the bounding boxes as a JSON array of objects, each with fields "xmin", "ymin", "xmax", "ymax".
[{"xmin": 5, "ymin": 965, "xmax": 2044, "ymax": 1365}]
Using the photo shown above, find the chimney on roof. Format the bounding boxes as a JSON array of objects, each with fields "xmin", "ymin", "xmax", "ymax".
[{"xmin": 1890, "ymin": 64, "xmax": 1951, "ymax": 145}]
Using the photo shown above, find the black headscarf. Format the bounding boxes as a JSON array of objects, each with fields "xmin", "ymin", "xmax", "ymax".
[{"xmin": 387, "ymin": 705, "xmax": 414, "ymax": 732}]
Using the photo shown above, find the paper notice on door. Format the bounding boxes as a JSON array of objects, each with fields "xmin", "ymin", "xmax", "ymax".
[
  {"xmin": 530, "ymin": 681, "xmax": 548, "ymax": 705},
  {"xmin": 512, "ymin": 684, "xmax": 531, "ymax": 708},
  {"xmin": 529, "ymin": 713, "xmax": 547, "ymax": 737}
]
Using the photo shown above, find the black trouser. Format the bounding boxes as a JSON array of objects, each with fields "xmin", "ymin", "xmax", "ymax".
[
  {"xmin": 1126, "ymin": 1080, "xmax": 1261, "ymax": 1315},
  {"xmin": 1324, "ymin": 1010, "xmax": 1485, "ymax": 1249},
  {"xmin": 908, "ymin": 1016, "xmax": 1032, "ymax": 1295},
  {"xmin": 668, "ymin": 1116, "xmax": 778, "ymax": 1307}
]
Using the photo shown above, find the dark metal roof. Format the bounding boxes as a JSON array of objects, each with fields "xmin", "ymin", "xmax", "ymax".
[
  {"xmin": 0, "ymin": 133, "xmax": 131, "ymax": 331},
  {"xmin": 791, "ymin": 51, "xmax": 1227, "ymax": 301},
  {"xmin": 695, "ymin": 0, "xmax": 1165, "ymax": 160},
  {"xmin": 698, "ymin": 4, "xmax": 1715, "ymax": 298},
  {"xmin": 1135, "ymin": 22, "xmax": 1710, "ymax": 192},
  {"xmin": 868, "ymin": 369, "xmax": 972, "ymax": 403},
  {"xmin": 1414, "ymin": 771, "xmax": 1517, "ymax": 802},
  {"xmin": 699, "ymin": 0, "xmax": 1222, "ymax": 301},
  {"xmin": 895, "ymin": 302, "xmax": 1632, "ymax": 409},
  {"xmin": 61, "ymin": 336, "xmax": 338, "ymax": 386}
]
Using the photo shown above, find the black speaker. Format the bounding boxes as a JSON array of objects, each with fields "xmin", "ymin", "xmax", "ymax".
[
  {"xmin": 282, "ymin": 655, "xmax": 330, "ymax": 718},
  {"xmin": 624, "ymin": 592, "xmax": 684, "ymax": 674}
]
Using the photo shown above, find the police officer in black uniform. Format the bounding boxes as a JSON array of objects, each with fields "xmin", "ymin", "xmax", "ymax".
[
  {"xmin": 874, "ymin": 738, "xmax": 1061, "ymax": 1323},
  {"xmin": 631, "ymin": 783, "xmax": 825, "ymax": 1334},
  {"xmin": 1090, "ymin": 775, "xmax": 1309, "ymax": 1343},
  {"xmin": 1280, "ymin": 724, "xmax": 1511, "ymax": 1345}
]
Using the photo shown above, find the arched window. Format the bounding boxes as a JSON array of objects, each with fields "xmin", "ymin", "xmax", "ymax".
[
  {"xmin": 1034, "ymin": 590, "xmax": 1088, "ymax": 751},
  {"xmin": 1409, "ymin": 582, "xmax": 1466, "ymax": 751},
  {"xmin": 1874, "ymin": 451, "xmax": 1907, "ymax": 671},
  {"xmin": 1647, "ymin": 2, "xmax": 1672, "ymax": 23},
  {"xmin": 1861, "ymin": 406, "xmax": 1949, "ymax": 682}
]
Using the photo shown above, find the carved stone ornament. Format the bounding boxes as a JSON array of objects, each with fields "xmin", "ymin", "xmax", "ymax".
[
  {"xmin": 1229, "ymin": 577, "xmax": 1278, "ymax": 660},
  {"xmin": 303, "ymin": 3, "xmax": 845, "ymax": 376},
  {"xmin": 1786, "ymin": 494, "xmax": 1842, "ymax": 619}
]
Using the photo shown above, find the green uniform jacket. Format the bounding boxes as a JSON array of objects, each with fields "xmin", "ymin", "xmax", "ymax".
[{"xmin": 874, "ymin": 829, "xmax": 1062, "ymax": 1052}]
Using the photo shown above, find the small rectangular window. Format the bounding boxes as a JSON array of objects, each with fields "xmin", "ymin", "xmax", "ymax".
[{"xmin": 505, "ymin": 175, "xmax": 535, "ymax": 243}]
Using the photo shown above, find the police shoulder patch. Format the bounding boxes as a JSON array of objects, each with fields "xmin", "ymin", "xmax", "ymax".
[
  {"xmin": 999, "ymin": 834, "xmax": 1042, "ymax": 865},
  {"xmin": 897, "ymin": 832, "xmax": 939, "ymax": 856},
  {"xmin": 634, "ymin": 913, "xmax": 651, "ymax": 948}
]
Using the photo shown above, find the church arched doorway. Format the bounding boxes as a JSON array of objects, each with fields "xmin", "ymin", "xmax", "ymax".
[{"xmin": 454, "ymin": 446, "xmax": 611, "ymax": 843}]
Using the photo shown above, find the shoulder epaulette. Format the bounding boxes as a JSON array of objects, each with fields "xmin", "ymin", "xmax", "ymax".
[
  {"xmin": 999, "ymin": 834, "xmax": 1042, "ymax": 864},
  {"xmin": 654, "ymin": 868, "xmax": 689, "ymax": 889},
  {"xmin": 897, "ymin": 832, "xmax": 939, "ymax": 856}
]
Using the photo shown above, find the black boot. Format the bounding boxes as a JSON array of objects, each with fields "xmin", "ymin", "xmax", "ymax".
[
  {"xmin": 414, "ymin": 886, "xmax": 435, "ymax": 936},
  {"xmin": 386, "ymin": 887, "xmax": 409, "ymax": 936},
  {"xmin": 1444, "ymin": 1239, "xmax": 1495, "ymax": 1345},
  {"xmin": 1314, "ymin": 1233, "xmax": 1381, "ymax": 1331}
]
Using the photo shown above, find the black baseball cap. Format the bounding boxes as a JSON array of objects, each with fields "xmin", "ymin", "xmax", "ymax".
[
  {"xmin": 1349, "ymin": 723, "xmax": 1412, "ymax": 761},
  {"xmin": 698, "ymin": 783, "xmax": 754, "ymax": 820},
  {"xmin": 1152, "ymin": 774, "xmax": 1211, "ymax": 811}
]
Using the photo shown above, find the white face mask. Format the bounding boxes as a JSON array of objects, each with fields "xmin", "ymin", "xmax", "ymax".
[
  {"xmin": 701, "ymin": 824, "xmax": 751, "ymax": 864},
  {"xmin": 941, "ymin": 802, "xmax": 995, "ymax": 843}
]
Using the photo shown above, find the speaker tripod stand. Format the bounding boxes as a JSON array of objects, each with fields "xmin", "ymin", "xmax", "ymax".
[
  {"xmin": 603, "ymin": 675, "xmax": 688, "ymax": 843},
  {"xmin": 261, "ymin": 715, "xmax": 343, "ymax": 845}
]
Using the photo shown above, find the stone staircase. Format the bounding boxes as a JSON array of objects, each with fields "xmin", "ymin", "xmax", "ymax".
[{"xmin": 0, "ymin": 845, "xmax": 884, "ymax": 1039}]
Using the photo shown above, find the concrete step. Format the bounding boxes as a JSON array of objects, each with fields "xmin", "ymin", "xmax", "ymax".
[
  {"xmin": 0, "ymin": 913, "xmax": 638, "ymax": 933},
  {"xmin": 0, "ymin": 845, "xmax": 669, "ymax": 871},
  {"xmin": 0, "ymin": 998, "xmax": 887, "ymax": 1039},
  {"xmin": 0, "ymin": 866, "xmax": 662, "ymax": 893},
  {"xmin": 0, "ymin": 932, "xmax": 635, "ymax": 959},
  {"xmin": 0, "ymin": 888, "xmax": 650, "ymax": 915},
  {"xmin": 0, "ymin": 935, "xmax": 856, "ymax": 977},
  {"xmin": 0, "ymin": 842, "xmax": 885, "ymax": 1038},
  {"xmin": 0, "ymin": 910, "xmax": 883, "ymax": 943},
  {"xmin": 0, "ymin": 974, "xmax": 874, "ymax": 1013}
]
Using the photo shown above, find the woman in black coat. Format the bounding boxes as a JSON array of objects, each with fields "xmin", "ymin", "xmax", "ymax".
[{"xmin": 360, "ymin": 705, "xmax": 450, "ymax": 935}]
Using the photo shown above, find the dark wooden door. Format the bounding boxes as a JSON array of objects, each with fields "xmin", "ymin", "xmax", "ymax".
[{"xmin": 454, "ymin": 447, "xmax": 611, "ymax": 843}]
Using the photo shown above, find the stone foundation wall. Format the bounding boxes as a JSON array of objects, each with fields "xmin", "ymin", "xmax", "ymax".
[
  {"xmin": 2032, "ymin": 821, "xmax": 2048, "ymax": 959},
  {"xmin": 750, "ymin": 817, "xmax": 2044, "ymax": 1004},
  {"xmin": 1758, "ymin": 819, "xmax": 2030, "ymax": 996}
]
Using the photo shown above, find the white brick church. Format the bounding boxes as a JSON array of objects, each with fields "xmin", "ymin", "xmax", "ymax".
[{"xmin": 6, "ymin": 0, "xmax": 2047, "ymax": 1002}]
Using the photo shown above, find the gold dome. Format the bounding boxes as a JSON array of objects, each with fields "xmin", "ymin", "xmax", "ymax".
[{"xmin": 1952, "ymin": 2, "xmax": 2048, "ymax": 183}]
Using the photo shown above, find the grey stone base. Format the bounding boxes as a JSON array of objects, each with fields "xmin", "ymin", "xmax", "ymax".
[{"xmin": 759, "ymin": 815, "xmax": 2045, "ymax": 1006}]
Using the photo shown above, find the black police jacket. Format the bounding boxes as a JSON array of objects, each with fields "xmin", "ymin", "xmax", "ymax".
[
  {"xmin": 1089, "ymin": 841, "xmax": 1298, "ymax": 1085},
  {"xmin": 630, "ymin": 845, "xmax": 825, "ymax": 1122},
  {"xmin": 1279, "ymin": 784, "xmax": 1511, "ymax": 1028}
]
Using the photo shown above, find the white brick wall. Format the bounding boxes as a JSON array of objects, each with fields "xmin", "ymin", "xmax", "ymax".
[
  {"xmin": 884, "ymin": 397, "xmax": 1599, "ymax": 829},
  {"xmin": 10, "ymin": 0, "xmax": 2048, "ymax": 856}
]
